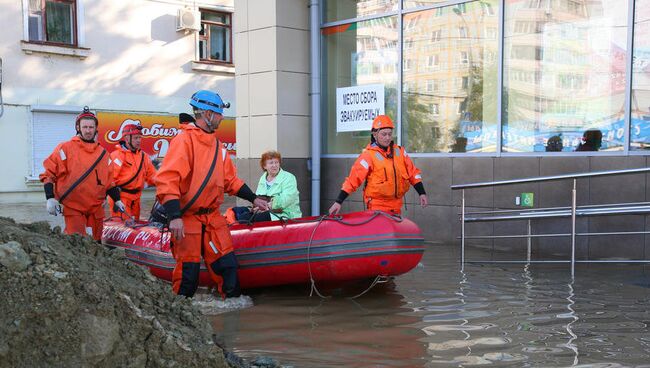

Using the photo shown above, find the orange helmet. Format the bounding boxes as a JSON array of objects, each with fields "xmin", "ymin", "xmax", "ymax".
[{"xmin": 371, "ymin": 115, "xmax": 395, "ymax": 130}]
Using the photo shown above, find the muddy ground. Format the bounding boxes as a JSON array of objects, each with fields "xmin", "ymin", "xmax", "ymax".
[{"xmin": 0, "ymin": 217, "xmax": 280, "ymax": 368}]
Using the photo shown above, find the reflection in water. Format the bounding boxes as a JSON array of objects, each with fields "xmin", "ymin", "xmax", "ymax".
[
  {"xmin": 210, "ymin": 245, "xmax": 650, "ymax": 367},
  {"xmin": 212, "ymin": 284, "xmax": 427, "ymax": 367},
  {"xmin": 562, "ymin": 281, "xmax": 579, "ymax": 366},
  {"xmin": 457, "ymin": 270, "xmax": 471, "ymax": 361}
]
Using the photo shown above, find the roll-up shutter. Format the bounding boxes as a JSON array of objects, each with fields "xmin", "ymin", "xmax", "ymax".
[{"xmin": 32, "ymin": 112, "xmax": 76, "ymax": 177}]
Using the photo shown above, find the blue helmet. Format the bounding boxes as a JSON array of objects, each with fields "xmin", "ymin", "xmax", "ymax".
[{"xmin": 189, "ymin": 90, "xmax": 230, "ymax": 114}]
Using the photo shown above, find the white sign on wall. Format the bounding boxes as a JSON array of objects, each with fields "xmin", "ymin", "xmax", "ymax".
[{"xmin": 336, "ymin": 84, "xmax": 385, "ymax": 132}]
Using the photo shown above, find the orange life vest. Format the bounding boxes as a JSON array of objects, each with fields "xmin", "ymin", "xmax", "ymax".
[
  {"xmin": 342, "ymin": 143, "xmax": 423, "ymax": 203},
  {"xmin": 155, "ymin": 124, "xmax": 244, "ymax": 232},
  {"xmin": 40, "ymin": 136, "xmax": 114, "ymax": 213},
  {"xmin": 110, "ymin": 144, "xmax": 156, "ymax": 192}
]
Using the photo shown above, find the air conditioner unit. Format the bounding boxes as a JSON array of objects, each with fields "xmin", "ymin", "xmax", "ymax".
[{"xmin": 177, "ymin": 8, "xmax": 201, "ymax": 32}]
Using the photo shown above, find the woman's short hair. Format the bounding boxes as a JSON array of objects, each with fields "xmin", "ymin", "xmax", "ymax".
[{"xmin": 260, "ymin": 150, "xmax": 282, "ymax": 170}]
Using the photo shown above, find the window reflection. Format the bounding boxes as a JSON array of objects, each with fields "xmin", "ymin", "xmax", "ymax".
[
  {"xmin": 402, "ymin": 1, "xmax": 499, "ymax": 153},
  {"xmin": 631, "ymin": 1, "xmax": 650, "ymax": 150},
  {"xmin": 324, "ymin": 0, "xmax": 397, "ymax": 23},
  {"xmin": 403, "ymin": 0, "xmax": 451, "ymax": 9},
  {"xmin": 503, "ymin": 0, "xmax": 628, "ymax": 152},
  {"xmin": 322, "ymin": 17, "xmax": 399, "ymax": 154}
]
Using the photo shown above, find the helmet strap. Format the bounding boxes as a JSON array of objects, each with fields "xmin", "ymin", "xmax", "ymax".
[
  {"xmin": 205, "ymin": 111, "xmax": 214, "ymax": 130},
  {"xmin": 199, "ymin": 110, "xmax": 216, "ymax": 133},
  {"xmin": 127, "ymin": 135, "xmax": 137, "ymax": 152}
]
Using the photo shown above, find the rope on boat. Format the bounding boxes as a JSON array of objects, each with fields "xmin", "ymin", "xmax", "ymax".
[
  {"xmin": 287, "ymin": 210, "xmax": 403, "ymax": 226},
  {"xmin": 307, "ymin": 215, "xmax": 331, "ymax": 299},
  {"xmin": 346, "ymin": 275, "xmax": 391, "ymax": 300},
  {"xmin": 306, "ymin": 211, "xmax": 402, "ymax": 299}
]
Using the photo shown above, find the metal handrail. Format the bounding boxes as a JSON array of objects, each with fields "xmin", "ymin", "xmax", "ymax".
[
  {"xmin": 454, "ymin": 166, "xmax": 650, "ymax": 276},
  {"xmin": 463, "ymin": 201, "xmax": 650, "ymax": 215},
  {"xmin": 451, "ymin": 167, "xmax": 650, "ymax": 190},
  {"xmin": 465, "ymin": 204, "xmax": 650, "ymax": 222}
]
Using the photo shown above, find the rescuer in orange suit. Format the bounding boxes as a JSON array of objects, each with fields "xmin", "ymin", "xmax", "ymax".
[
  {"xmin": 108, "ymin": 122, "xmax": 157, "ymax": 219},
  {"xmin": 155, "ymin": 90, "xmax": 270, "ymax": 298},
  {"xmin": 40, "ymin": 107, "xmax": 125, "ymax": 241},
  {"xmin": 329, "ymin": 115, "xmax": 428, "ymax": 216}
]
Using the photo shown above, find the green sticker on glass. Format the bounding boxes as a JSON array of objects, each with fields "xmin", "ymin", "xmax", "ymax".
[{"xmin": 521, "ymin": 193, "xmax": 534, "ymax": 207}]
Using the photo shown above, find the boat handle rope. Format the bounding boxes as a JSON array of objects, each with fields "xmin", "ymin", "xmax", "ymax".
[
  {"xmin": 286, "ymin": 210, "xmax": 403, "ymax": 226},
  {"xmin": 346, "ymin": 275, "xmax": 391, "ymax": 300},
  {"xmin": 306, "ymin": 210, "xmax": 401, "ymax": 299},
  {"xmin": 306, "ymin": 215, "xmax": 331, "ymax": 299}
]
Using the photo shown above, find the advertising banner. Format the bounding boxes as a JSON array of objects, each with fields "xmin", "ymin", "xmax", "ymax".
[
  {"xmin": 97, "ymin": 112, "xmax": 236, "ymax": 160},
  {"xmin": 336, "ymin": 84, "xmax": 385, "ymax": 132}
]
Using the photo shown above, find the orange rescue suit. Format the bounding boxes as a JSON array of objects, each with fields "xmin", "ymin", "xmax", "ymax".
[
  {"xmin": 108, "ymin": 144, "xmax": 156, "ymax": 219},
  {"xmin": 40, "ymin": 136, "xmax": 115, "ymax": 240},
  {"xmin": 341, "ymin": 143, "xmax": 423, "ymax": 215},
  {"xmin": 155, "ymin": 124, "xmax": 244, "ymax": 297}
]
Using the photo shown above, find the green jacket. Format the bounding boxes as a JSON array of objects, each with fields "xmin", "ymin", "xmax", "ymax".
[{"xmin": 255, "ymin": 169, "xmax": 302, "ymax": 220}]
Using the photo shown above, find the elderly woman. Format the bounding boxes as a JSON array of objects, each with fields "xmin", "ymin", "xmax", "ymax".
[{"xmin": 255, "ymin": 150, "xmax": 302, "ymax": 220}]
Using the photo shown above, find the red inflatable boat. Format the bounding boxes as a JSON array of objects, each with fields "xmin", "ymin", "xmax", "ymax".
[{"xmin": 101, "ymin": 210, "xmax": 425, "ymax": 289}]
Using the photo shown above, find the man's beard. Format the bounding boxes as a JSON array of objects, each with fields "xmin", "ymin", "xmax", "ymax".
[{"xmin": 81, "ymin": 132, "xmax": 96, "ymax": 142}]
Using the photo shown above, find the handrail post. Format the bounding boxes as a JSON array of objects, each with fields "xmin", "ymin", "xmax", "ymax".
[
  {"xmin": 461, "ymin": 189, "xmax": 466, "ymax": 271},
  {"xmin": 571, "ymin": 179, "xmax": 577, "ymax": 278},
  {"xmin": 527, "ymin": 219, "xmax": 532, "ymax": 264}
]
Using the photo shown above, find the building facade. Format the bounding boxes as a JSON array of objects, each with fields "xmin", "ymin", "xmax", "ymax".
[
  {"xmin": 235, "ymin": 0, "xmax": 650, "ymax": 259},
  {"xmin": 0, "ymin": 0, "xmax": 235, "ymax": 201},
  {"xmin": 322, "ymin": 0, "xmax": 650, "ymax": 259}
]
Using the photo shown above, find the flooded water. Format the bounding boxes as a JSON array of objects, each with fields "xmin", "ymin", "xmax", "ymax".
[
  {"xmin": 3, "ymin": 203, "xmax": 650, "ymax": 367},
  {"xmin": 212, "ymin": 245, "xmax": 650, "ymax": 367}
]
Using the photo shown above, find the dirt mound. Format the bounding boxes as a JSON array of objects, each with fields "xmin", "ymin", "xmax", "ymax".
[{"xmin": 0, "ymin": 217, "xmax": 228, "ymax": 367}]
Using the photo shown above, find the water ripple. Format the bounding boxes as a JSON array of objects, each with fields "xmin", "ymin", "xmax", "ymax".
[{"xmin": 209, "ymin": 245, "xmax": 650, "ymax": 367}]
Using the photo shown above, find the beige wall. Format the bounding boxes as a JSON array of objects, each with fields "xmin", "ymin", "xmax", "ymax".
[
  {"xmin": 0, "ymin": 0, "xmax": 234, "ymax": 199},
  {"xmin": 234, "ymin": 0, "xmax": 310, "ymax": 159}
]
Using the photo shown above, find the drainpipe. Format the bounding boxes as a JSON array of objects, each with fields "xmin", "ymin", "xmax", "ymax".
[{"xmin": 309, "ymin": 0, "xmax": 321, "ymax": 215}]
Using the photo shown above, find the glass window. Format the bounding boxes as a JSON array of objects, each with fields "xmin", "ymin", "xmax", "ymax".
[
  {"xmin": 631, "ymin": 1, "xmax": 650, "ymax": 151},
  {"xmin": 426, "ymin": 79, "xmax": 435, "ymax": 92},
  {"xmin": 323, "ymin": 0, "xmax": 397, "ymax": 23},
  {"xmin": 199, "ymin": 10, "xmax": 232, "ymax": 64},
  {"xmin": 402, "ymin": 1, "xmax": 499, "ymax": 153},
  {"xmin": 503, "ymin": 0, "xmax": 628, "ymax": 152},
  {"xmin": 431, "ymin": 29, "xmax": 442, "ymax": 42},
  {"xmin": 322, "ymin": 17, "xmax": 399, "ymax": 154},
  {"xmin": 482, "ymin": 2, "xmax": 496, "ymax": 16},
  {"xmin": 458, "ymin": 26, "xmax": 468, "ymax": 38},
  {"xmin": 427, "ymin": 55, "xmax": 439, "ymax": 69},
  {"xmin": 431, "ymin": 103, "xmax": 440, "ymax": 115},
  {"xmin": 459, "ymin": 51, "xmax": 469, "ymax": 65},
  {"xmin": 28, "ymin": 0, "xmax": 76, "ymax": 45},
  {"xmin": 403, "ymin": 0, "xmax": 449, "ymax": 9}
]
